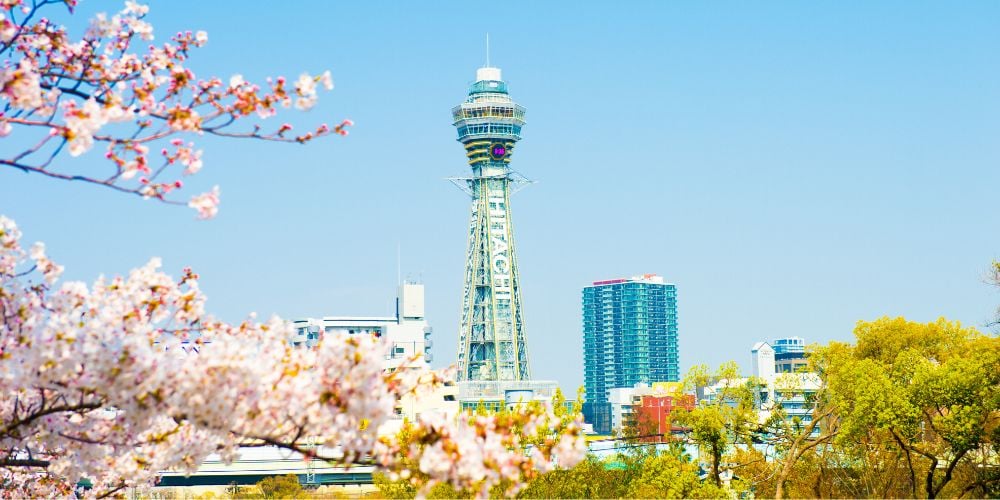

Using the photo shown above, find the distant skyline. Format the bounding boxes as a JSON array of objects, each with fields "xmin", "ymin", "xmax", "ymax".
[{"xmin": 2, "ymin": 1, "xmax": 999, "ymax": 394}]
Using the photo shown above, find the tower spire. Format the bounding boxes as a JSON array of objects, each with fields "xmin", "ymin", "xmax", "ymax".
[
  {"xmin": 451, "ymin": 65, "xmax": 529, "ymax": 382},
  {"xmin": 486, "ymin": 33, "xmax": 490, "ymax": 68}
]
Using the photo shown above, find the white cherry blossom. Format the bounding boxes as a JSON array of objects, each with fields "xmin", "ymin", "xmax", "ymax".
[
  {"xmin": 0, "ymin": 216, "xmax": 586, "ymax": 497},
  {"xmin": 188, "ymin": 186, "xmax": 220, "ymax": 219}
]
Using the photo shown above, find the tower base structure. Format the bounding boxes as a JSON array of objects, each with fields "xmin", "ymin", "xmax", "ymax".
[{"xmin": 456, "ymin": 379, "xmax": 559, "ymax": 413}]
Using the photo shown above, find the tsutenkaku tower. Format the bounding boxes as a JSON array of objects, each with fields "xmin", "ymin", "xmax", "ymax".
[{"xmin": 452, "ymin": 65, "xmax": 530, "ymax": 381}]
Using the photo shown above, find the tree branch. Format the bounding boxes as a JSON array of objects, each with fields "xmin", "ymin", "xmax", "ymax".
[
  {"xmin": 0, "ymin": 458, "xmax": 50, "ymax": 467},
  {"xmin": 1, "ymin": 399, "xmax": 103, "ymax": 439},
  {"xmin": 932, "ymin": 448, "xmax": 969, "ymax": 498}
]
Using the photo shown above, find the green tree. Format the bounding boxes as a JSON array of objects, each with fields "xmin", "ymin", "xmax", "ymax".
[
  {"xmin": 549, "ymin": 386, "xmax": 585, "ymax": 424},
  {"xmin": 820, "ymin": 317, "xmax": 1000, "ymax": 498},
  {"xmin": 372, "ymin": 473, "xmax": 464, "ymax": 499},
  {"xmin": 673, "ymin": 361, "xmax": 761, "ymax": 487},
  {"xmin": 516, "ymin": 457, "xmax": 627, "ymax": 499},
  {"xmin": 255, "ymin": 475, "xmax": 306, "ymax": 499},
  {"xmin": 372, "ymin": 472, "xmax": 416, "ymax": 499},
  {"xmin": 763, "ymin": 370, "xmax": 839, "ymax": 498},
  {"xmin": 625, "ymin": 450, "xmax": 727, "ymax": 499}
]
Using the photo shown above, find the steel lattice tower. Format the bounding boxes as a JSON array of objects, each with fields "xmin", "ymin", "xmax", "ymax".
[{"xmin": 451, "ymin": 66, "xmax": 530, "ymax": 381}]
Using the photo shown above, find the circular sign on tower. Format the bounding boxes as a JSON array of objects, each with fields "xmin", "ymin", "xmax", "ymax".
[{"xmin": 489, "ymin": 143, "xmax": 508, "ymax": 161}]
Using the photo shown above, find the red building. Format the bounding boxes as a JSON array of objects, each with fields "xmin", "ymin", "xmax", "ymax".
[{"xmin": 633, "ymin": 394, "xmax": 695, "ymax": 443}]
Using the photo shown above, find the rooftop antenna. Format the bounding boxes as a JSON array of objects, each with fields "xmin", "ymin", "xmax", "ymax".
[{"xmin": 486, "ymin": 33, "xmax": 490, "ymax": 67}]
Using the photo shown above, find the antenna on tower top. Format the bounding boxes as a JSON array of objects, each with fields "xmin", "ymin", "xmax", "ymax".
[{"xmin": 476, "ymin": 34, "xmax": 501, "ymax": 81}]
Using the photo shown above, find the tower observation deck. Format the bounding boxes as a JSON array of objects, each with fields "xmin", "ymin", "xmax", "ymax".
[{"xmin": 452, "ymin": 66, "xmax": 530, "ymax": 381}]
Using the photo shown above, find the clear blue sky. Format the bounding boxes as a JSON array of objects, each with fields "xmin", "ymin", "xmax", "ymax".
[{"xmin": 3, "ymin": 1, "xmax": 999, "ymax": 393}]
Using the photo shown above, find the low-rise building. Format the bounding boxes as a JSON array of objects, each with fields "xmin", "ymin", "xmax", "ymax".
[
  {"xmin": 634, "ymin": 393, "xmax": 696, "ymax": 442},
  {"xmin": 290, "ymin": 282, "xmax": 458, "ymax": 430},
  {"xmin": 605, "ymin": 382, "xmax": 692, "ymax": 439},
  {"xmin": 697, "ymin": 338, "xmax": 822, "ymax": 434},
  {"xmin": 699, "ymin": 373, "xmax": 821, "ymax": 431},
  {"xmin": 291, "ymin": 282, "xmax": 433, "ymax": 373},
  {"xmin": 456, "ymin": 380, "xmax": 560, "ymax": 413},
  {"xmin": 751, "ymin": 337, "xmax": 818, "ymax": 426},
  {"xmin": 761, "ymin": 372, "xmax": 821, "ymax": 430}
]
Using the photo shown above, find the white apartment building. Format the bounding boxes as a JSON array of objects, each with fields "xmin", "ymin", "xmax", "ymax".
[
  {"xmin": 698, "ymin": 341, "xmax": 820, "ymax": 432},
  {"xmin": 751, "ymin": 340, "xmax": 820, "ymax": 426},
  {"xmin": 290, "ymin": 282, "xmax": 459, "ymax": 429},
  {"xmin": 291, "ymin": 282, "xmax": 433, "ymax": 372}
]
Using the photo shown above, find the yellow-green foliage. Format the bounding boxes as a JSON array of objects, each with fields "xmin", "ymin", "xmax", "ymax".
[
  {"xmin": 624, "ymin": 452, "xmax": 727, "ymax": 499},
  {"xmin": 254, "ymin": 475, "xmax": 307, "ymax": 499},
  {"xmin": 672, "ymin": 361, "xmax": 761, "ymax": 487},
  {"xmin": 375, "ymin": 451, "xmax": 740, "ymax": 500},
  {"xmin": 810, "ymin": 317, "xmax": 1000, "ymax": 498},
  {"xmin": 517, "ymin": 457, "xmax": 627, "ymax": 499},
  {"xmin": 374, "ymin": 317, "xmax": 1000, "ymax": 499}
]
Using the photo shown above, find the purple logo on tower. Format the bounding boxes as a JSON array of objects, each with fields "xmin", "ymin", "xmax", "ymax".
[{"xmin": 490, "ymin": 143, "xmax": 507, "ymax": 160}]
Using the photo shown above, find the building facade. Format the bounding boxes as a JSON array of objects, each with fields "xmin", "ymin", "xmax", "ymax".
[
  {"xmin": 603, "ymin": 382, "xmax": 691, "ymax": 439},
  {"xmin": 452, "ymin": 65, "xmax": 531, "ymax": 382},
  {"xmin": 291, "ymin": 282, "xmax": 433, "ymax": 373},
  {"xmin": 753, "ymin": 337, "xmax": 809, "ymax": 376},
  {"xmin": 635, "ymin": 394, "xmax": 696, "ymax": 443},
  {"xmin": 291, "ymin": 282, "xmax": 460, "ymax": 429},
  {"xmin": 456, "ymin": 379, "xmax": 559, "ymax": 413},
  {"xmin": 772, "ymin": 336, "xmax": 808, "ymax": 373},
  {"xmin": 751, "ymin": 337, "xmax": 817, "ymax": 432},
  {"xmin": 582, "ymin": 274, "xmax": 679, "ymax": 434}
]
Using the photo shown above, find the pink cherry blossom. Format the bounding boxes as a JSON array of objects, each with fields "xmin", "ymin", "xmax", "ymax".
[
  {"xmin": 1, "ymin": 1, "xmax": 345, "ymax": 217},
  {"xmin": 62, "ymin": 99, "xmax": 108, "ymax": 156},
  {"xmin": 188, "ymin": 186, "xmax": 220, "ymax": 219},
  {"xmin": 0, "ymin": 59, "xmax": 43, "ymax": 109},
  {"xmin": 0, "ymin": 217, "xmax": 585, "ymax": 497}
]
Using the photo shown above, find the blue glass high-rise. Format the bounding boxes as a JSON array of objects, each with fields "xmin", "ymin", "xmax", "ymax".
[{"xmin": 582, "ymin": 274, "xmax": 678, "ymax": 434}]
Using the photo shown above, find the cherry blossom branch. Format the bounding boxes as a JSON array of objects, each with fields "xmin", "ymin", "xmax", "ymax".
[
  {"xmin": 1, "ymin": 0, "xmax": 351, "ymax": 218},
  {"xmin": 1, "ymin": 157, "xmax": 178, "ymax": 200},
  {"xmin": 0, "ymin": 401, "xmax": 103, "ymax": 439}
]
